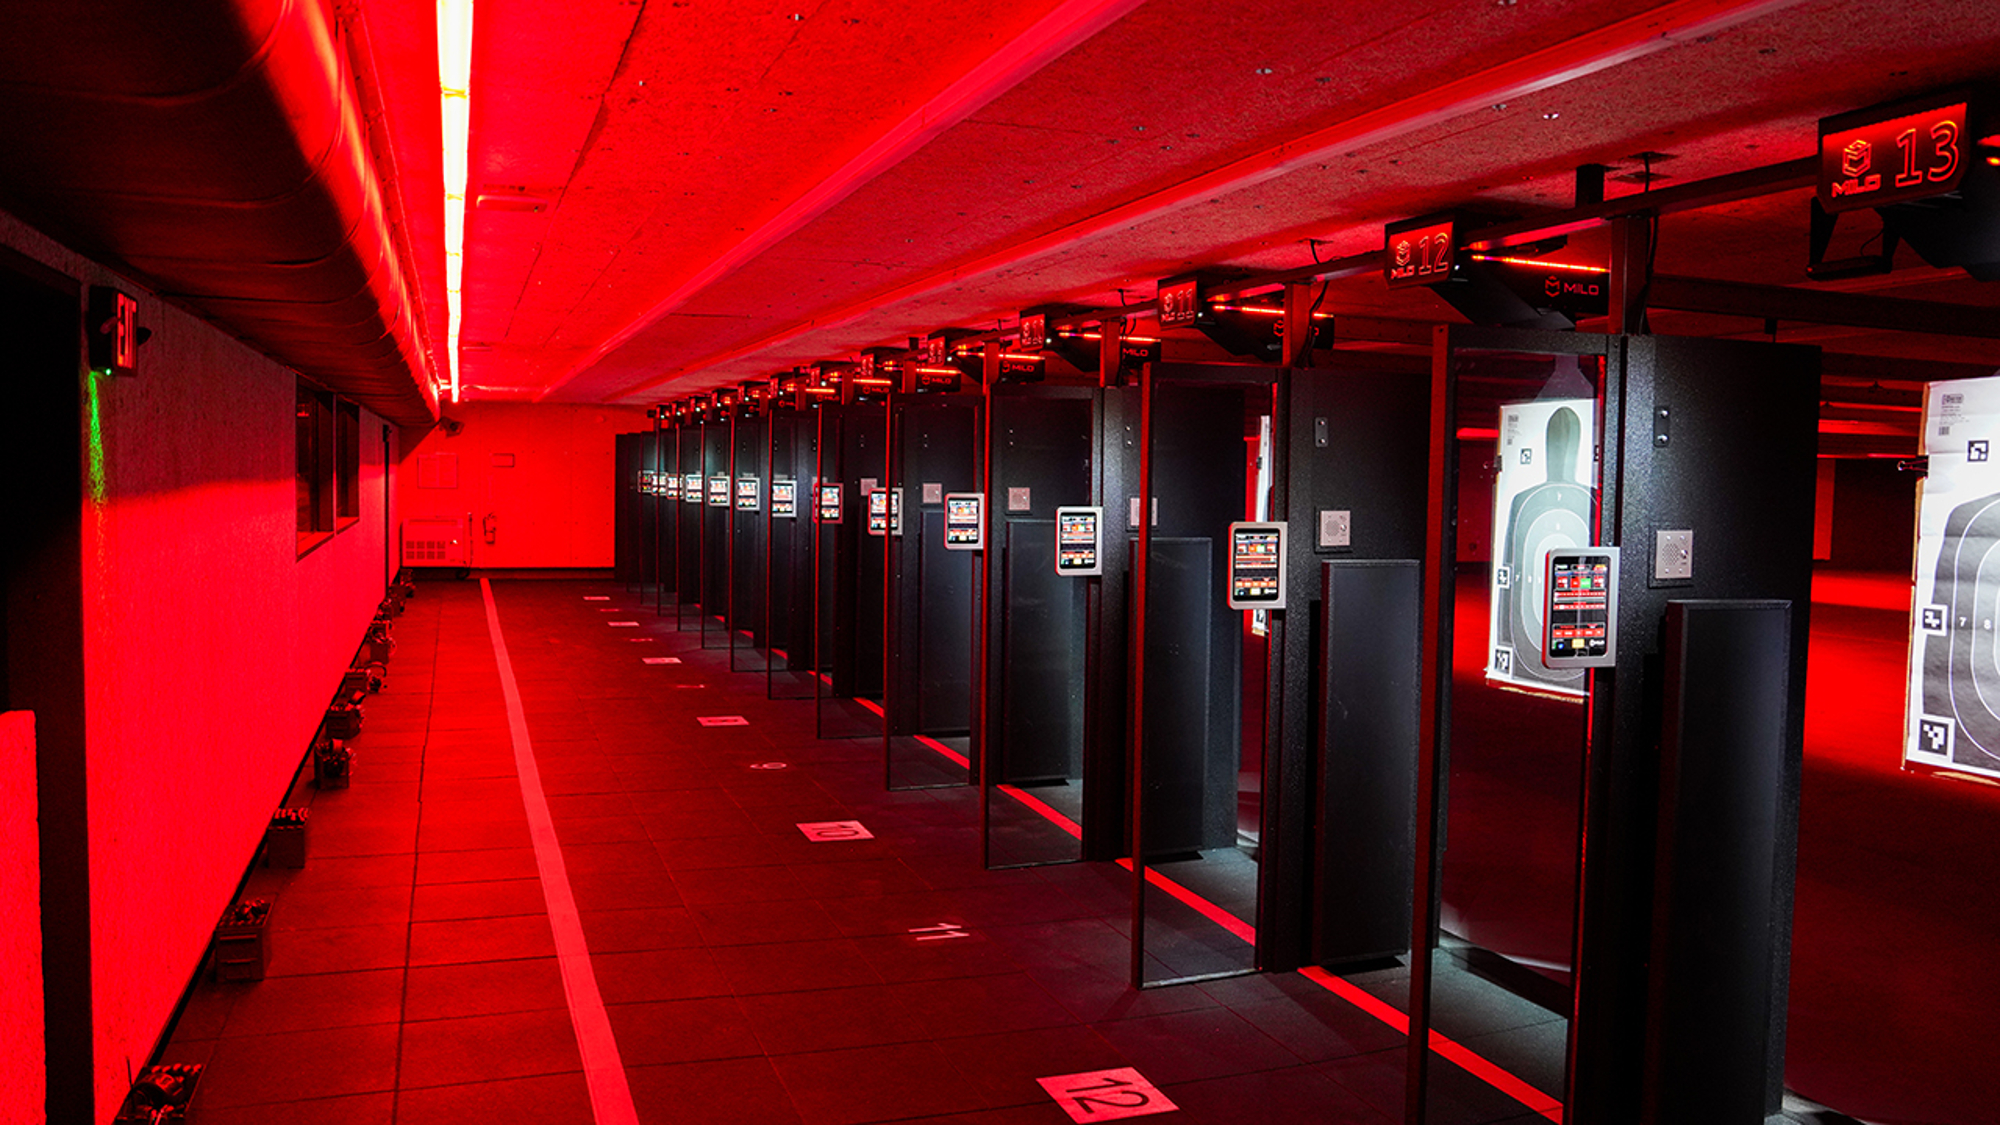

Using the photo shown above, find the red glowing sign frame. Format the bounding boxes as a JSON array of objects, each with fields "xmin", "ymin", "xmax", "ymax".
[
  {"xmin": 1385, "ymin": 215, "xmax": 1458, "ymax": 288},
  {"xmin": 1157, "ymin": 279, "xmax": 1200, "ymax": 328},
  {"xmin": 1018, "ymin": 313, "xmax": 1047, "ymax": 350},
  {"xmin": 89, "ymin": 286, "xmax": 139, "ymax": 375},
  {"xmin": 1819, "ymin": 95, "xmax": 1969, "ymax": 213}
]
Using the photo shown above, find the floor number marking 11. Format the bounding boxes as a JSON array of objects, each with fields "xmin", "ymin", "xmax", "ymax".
[{"xmin": 1036, "ymin": 1067, "xmax": 1176, "ymax": 1122}]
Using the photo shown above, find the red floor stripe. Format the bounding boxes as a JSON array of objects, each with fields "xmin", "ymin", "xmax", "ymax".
[
  {"xmin": 481, "ymin": 579, "xmax": 640, "ymax": 1125},
  {"xmin": 997, "ymin": 784, "xmax": 1083, "ymax": 839},
  {"xmin": 801, "ymin": 654, "xmax": 1562, "ymax": 1120},
  {"xmin": 913, "ymin": 733, "xmax": 971, "ymax": 769},
  {"xmin": 1296, "ymin": 968, "xmax": 1565, "ymax": 1122},
  {"xmin": 991, "ymin": 766, "xmax": 1561, "ymax": 1120},
  {"xmin": 1113, "ymin": 857, "xmax": 1259, "ymax": 944}
]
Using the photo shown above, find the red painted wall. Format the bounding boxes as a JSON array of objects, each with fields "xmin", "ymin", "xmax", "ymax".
[
  {"xmin": 1, "ymin": 212, "xmax": 397, "ymax": 1123},
  {"xmin": 398, "ymin": 402, "xmax": 646, "ymax": 569},
  {"xmin": 1, "ymin": 711, "xmax": 41, "ymax": 1125}
]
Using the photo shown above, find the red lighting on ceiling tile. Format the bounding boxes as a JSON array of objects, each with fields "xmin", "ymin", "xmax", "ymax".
[
  {"xmin": 607, "ymin": 0, "xmax": 1792, "ymax": 402},
  {"xmin": 542, "ymin": 0, "xmax": 1151, "ymax": 402}
]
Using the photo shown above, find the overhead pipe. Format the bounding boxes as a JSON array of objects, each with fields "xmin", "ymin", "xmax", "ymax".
[{"xmin": 0, "ymin": 0, "xmax": 440, "ymax": 427}]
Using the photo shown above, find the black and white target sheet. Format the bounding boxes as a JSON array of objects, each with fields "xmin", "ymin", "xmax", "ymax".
[
  {"xmin": 1906, "ymin": 374, "xmax": 2000, "ymax": 778},
  {"xmin": 1487, "ymin": 398, "xmax": 1597, "ymax": 696}
]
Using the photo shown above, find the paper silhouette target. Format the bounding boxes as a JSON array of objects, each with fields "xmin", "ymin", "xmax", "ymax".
[
  {"xmin": 1907, "ymin": 375, "xmax": 2000, "ymax": 779},
  {"xmin": 1487, "ymin": 399, "xmax": 1596, "ymax": 695}
]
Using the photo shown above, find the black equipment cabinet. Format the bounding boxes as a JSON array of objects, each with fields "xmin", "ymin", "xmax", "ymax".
[
  {"xmin": 1138, "ymin": 376, "xmax": 1249, "ymax": 856},
  {"xmin": 813, "ymin": 398, "xmax": 888, "ymax": 738},
  {"xmin": 1267, "ymin": 362, "xmax": 1431, "ymax": 973},
  {"xmin": 730, "ymin": 405, "xmax": 769, "ymax": 670},
  {"xmin": 1404, "ymin": 327, "xmax": 1817, "ymax": 1125},
  {"xmin": 699, "ymin": 413, "xmax": 731, "ymax": 647},
  {"xmin": 1127, "ymin": 362, "xmax": 1273, "ymax": 988},
  {"xmin": 613, "ymin": 431, "xmax": 647, "ymax": 586},
  {"xmin": 766, "ymin": 405, "xmax": 817, "ymax": 698},
  {"xmin": 883, "ymin": 392, "xmax": 981, "ymax": 790},
  {"xmin": 673, "ymin": 420, "xmax": 702, "ymax": 627}
]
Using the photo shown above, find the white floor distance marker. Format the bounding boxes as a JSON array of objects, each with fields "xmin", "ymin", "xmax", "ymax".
[
  {"xmin": 609, "ymin": 620, "xmax": 639, "ymax": 627},
  {"xmin": 797, "ymin": 820, "xmax": 873, "ymax": 841},
  {"xmin": 697, "ymin": 715, "xmax": 747, "ymax": 726},
  {"xmin": 583, "ymin": 596, "xmax": 610, "ymax": 601},
  {"xmin": 641, "ymin": 657, "xmax": 681, "ymax": 665}
]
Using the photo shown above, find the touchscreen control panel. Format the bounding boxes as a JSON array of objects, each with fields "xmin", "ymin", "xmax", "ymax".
[
  {"xmin": 944, "ymin": 493, "xmax": 983, "ymax": 550},
  {"xmin": 1055, "ymin": 506, "xmax": 1103, "ymax": 576},
  {"xmin": 1541, "ymin": 547, "xmax": 1618, "ymax": 668},
  {"xmin": 1226, "ymin": 521, "xmax": 1287, "ymax": 610}
]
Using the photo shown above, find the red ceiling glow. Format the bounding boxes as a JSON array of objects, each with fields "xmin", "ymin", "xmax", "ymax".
[
  {"xmin": 607, "ymin": 0, "xmax": 1814, "ymax": 401},
  {"xmin": 536, "ymin": 0, "xmax": 1151, "ymax": 402}
]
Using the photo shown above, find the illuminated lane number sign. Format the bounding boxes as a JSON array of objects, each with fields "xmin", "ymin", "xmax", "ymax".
[
  {"xmin": 683, "ymin": 473, "xmax": 702, "ymax": 502},
  {"xmin": 736, "ymin": 476, "xmax": 760, "ymax": 511},
  {"xmin": 1055, "ymin": 506, "xmax": 1103, "ymax": 576},
  {"xmin": 1036, "ymin": 1068, "xmax": 1176, "ymax": 1123},
  {"xmin": 88, "ymin": 286, "xmax": 139, "ymax": 375},
  {"xmin": 1158, "ymin": 278, "xmax": 1200, "ymax": 328},
  {"xmin": 771, "ymin": 479, "xmax": 797, "ymax": 518},
  {"xmin": 943, "ymin": 493, "xmax": 983, "ymax": 550},
  {"xmin": 1226, "ymin": 521, "xmax": 1287, "ymax": 610},
  {"xmin": 707, "ymin": 477, "xmax": 730, "ymax": 507},
  {"xmin": 1018, "ymin": 313, "xmax": 1046, "ymax": 350},
  {"xmin": 1820, "ymin": 97, "xmax": 1968, "ymax": 213},
  {"xmin": 867, "ymin": 489, "xmax": 890, "ymax": 536},
  {"xmin": 1384, "ymin": 215, "xmax": 1457, "ymax": 288},
  {"xmin": 817, "ymin": 483, "xmax": 843, "ymax": 523}
]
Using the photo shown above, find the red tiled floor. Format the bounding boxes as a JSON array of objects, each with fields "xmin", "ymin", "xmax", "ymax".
[
  {"xmin": 154, "ymin": 581, "xmax": 1450, "ymax": 1125},
  {"xmin": 405, "ymin": 956, "xmax": 568, "ymax": 1021},
  {"xmin": 395, "ymin": 1072, "xmax": 596, "ymax": 1125}
]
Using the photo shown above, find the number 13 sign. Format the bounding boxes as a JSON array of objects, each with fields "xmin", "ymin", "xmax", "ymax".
[{"xmin": 1036, "ymin": 1068, "xmax": 1177, "ymax": 1122}]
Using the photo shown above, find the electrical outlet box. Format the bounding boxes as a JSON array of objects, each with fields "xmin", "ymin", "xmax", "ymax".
[{"xmin": 1655, "ymin": 529, "xmax": 1693, "ymax": 581}]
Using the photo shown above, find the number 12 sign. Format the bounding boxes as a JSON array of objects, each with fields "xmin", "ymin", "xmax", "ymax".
[
  {"xmin": 1036, "ymin": 1068, "xmax": 1176, "ymax": 1123},
  {"xmin": 1384, "ymin": 214, "xmax": 1457, "ymax": 288}
]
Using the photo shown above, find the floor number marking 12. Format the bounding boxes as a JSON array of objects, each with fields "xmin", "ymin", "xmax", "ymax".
[{"xmin": 1036, "ymin": 1067, "xmax": 1176, "ymax": 1122}]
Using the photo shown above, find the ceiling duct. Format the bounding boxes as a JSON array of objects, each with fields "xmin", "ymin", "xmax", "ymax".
[{"xmin": 0, "ymin": 0, "xmax": 440, "ymax": 427}]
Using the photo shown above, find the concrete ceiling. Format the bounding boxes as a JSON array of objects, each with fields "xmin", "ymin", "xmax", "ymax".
[{"xmin": 417, "ymin": 0, "xmax": 2000, "ymax": 404}]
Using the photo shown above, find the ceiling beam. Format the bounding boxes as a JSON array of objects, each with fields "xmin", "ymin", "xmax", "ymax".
[
  {"xmin": 1648, "ymin": 276, "xmax": 2000, "ymax": 339},
  {"xmin": 1461, "ymin": 158, "xmax": 1816, "ymax": 251},
  {"xmin": 605, "ymin": 0, "xmax": 1814, "ymax": 401}
]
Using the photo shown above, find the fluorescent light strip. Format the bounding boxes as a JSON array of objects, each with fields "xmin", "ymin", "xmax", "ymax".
[{"xmin": 440, "ymin": 0, "xmax": 473, "ymax": 404}]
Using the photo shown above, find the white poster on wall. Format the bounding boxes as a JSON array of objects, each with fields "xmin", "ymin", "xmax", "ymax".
[
  {"xmin": 1487, "ymin": 398, "xmax": 1596, "ymax": 696},
  {"xmin": 1905, "ymin": 374, "xmax": 2000, "ymax": 780}
]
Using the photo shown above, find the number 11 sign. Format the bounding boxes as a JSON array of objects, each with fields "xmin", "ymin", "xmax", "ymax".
[{"xmin": 1036, "ymin": 1068, "xmax": 1176, "ymax": 1123}]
